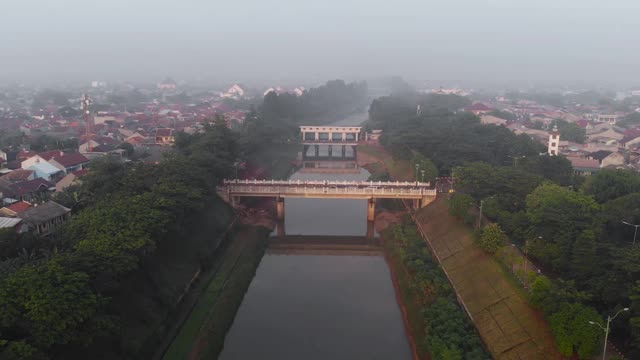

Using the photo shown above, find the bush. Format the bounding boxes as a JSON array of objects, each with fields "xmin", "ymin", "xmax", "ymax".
[
  {"xmin": 477, "ymin": 223, "xmax": 507, "ymax": 253},
  {"xmin": 448, "ymin": 193, "xmax": 474, "ymax": 220}
]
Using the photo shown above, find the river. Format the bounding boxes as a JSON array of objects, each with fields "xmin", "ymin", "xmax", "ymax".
[{"xmin": 219, "ymin": 117, "xmax": 411, "ymax": 360}]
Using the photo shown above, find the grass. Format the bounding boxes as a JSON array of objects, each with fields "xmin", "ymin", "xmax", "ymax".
[
  {"xmin": 364, "ymin": 144, "xmax": 560, "ymax": 359},
  {"xmin": 382, "ymin": 228, "xmax": 430, "ymax": 358},
  {"xmin": 162, "ymin": 225, "xmax": 269, "ymax": 360},
  {"xmin": 414, "ymin": 198, "xmax": 560, "ymax": 359}
]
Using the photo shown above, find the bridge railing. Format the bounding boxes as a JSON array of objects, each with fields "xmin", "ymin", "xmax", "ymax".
[
  {"xmin": 222, "ymin": 179, "xmax": 432, "ymax": 188},
  {"xmin": 221, "ymin": 184, "xmax": 437, "ymax": 197}
]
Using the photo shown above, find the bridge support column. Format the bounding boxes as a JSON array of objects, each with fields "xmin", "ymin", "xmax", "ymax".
[
  {"xmin": 342, "ymin": 132, "xmax": 346, "ymax": 141},
  {"xmin": 314, "ymin": 144, "xmax": 319, "ymax": 157},
  {"xmin": 413, "ymin": 198, "xmax": 421, "ymax": 209},
  {"xmin": 328, "ymin": 145, "xmax": 332, "ymax": 156},
  {"xmin": 276, "ymin": 197, "xmax": 285, "ymax": 221},
  {"xmin": 366, "ymin": 220, "xmax": 375, "ymax": 239},
  {"xmin": 314, "ymin": 132, "xmax": 319, "ymax": 141},
  {"xmin": 367, "ymin": 198, "xmax": 376, "ymax": 222},
  {"xmin": 341, "ymin": 145, "xmax": 346, "ymax": 158},
  {"xmin": 231, "ymin": 196, "xmax": 240, "ymax": 208},
  {"xmin": 276, "ymin": 220, "xmax": 285, "ymax": 237}
]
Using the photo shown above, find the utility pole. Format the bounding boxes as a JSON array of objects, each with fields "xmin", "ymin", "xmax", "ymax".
[
  {"xmin": 589, "ymin": 308, "xmax": 629, "ymax": 360},
  {"xmin": 81, "ymin": 94, "xmax": 93, "ymax": 151},
  {"xmin": 621, "ymin": 221, "xmax": 640, "ymax": 246}
]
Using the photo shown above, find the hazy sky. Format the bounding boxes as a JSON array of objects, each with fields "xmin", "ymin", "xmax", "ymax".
[{"xmin": 2, "ymin": 0, "xmax": 639, "ymax": 87}]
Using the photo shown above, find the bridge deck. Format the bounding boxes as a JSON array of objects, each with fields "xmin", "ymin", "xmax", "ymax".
[{"xmin": 219, "ymin": 179, "xmax": 436, "ymax": 200}]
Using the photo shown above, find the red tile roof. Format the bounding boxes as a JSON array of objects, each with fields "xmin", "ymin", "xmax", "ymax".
[
  {"xmin": 51, "ymin": 153, "xmax": 89, "ymax": 168},
  {"xmin": 39, "ymin": 150, "xmax": 65, "ymax": 161},
  {"xmin": 7, "ymin": 201, "xmax": 32, "ymax": 213},
  {"xmin": 11, "ymin": 178, "xmax": 53, "ymax": 197},
  {"xmin": 155, "ymin": 128, "xmax": 173, "ymax": 137},
  {"xmin": 2, "ymin": 169, "xmax": 34, "ymax": 182}
]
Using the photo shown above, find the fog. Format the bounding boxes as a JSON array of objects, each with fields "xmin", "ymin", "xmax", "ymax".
[{"xmin": 2, "ymin": 0, "xmax": 639, "ymax": 87}]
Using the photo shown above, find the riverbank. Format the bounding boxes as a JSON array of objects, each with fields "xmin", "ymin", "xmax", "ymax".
[
  {"xmin": 162, "ymin": 224, "xmax": 270, "ymax": 360},
  {"xmin": 361, "ymin": 143, "xmax": 560, "ymax": 359}
]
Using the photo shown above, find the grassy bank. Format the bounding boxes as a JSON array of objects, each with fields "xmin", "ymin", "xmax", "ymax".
[
  {"xmin": 163, "ymin": 225, "xmax": 269, "ymax": 360},
  {"xmin": 383, "ymin": 223, "xmax": 489, "ymax": 359}
]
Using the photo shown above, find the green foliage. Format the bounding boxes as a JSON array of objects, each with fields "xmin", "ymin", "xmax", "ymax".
[
  {"xmin": 525, "ymin": 183, "xmax": 600, "ymax": 273},
  {"xmin": 478, "ymin": 223, "xmax": 507, "ymax": 253},
  {"xmin": 448, "ymin": 193, "xmax": 474, "ymax": 223},
  {"xmin": 0, "ymin": 125, "xmax": 239, "ymax": 358},
  {"xmin": 549, "ymin": 303, "xmax": 602, "ymax": 359},
  {"xmin": 388, "ymin": 224, "xmax": 489, "ymax": 359},
  {"xmin": 412, "ymin": 153, "xmax": 438, "ymax": 182},
  {"xmin": 551, "ymin": 119, "xmax": 587, "ymax": 144},
  {"xmin": 583, "ymin": 169, "xmax": 640, "ymax": 204}
]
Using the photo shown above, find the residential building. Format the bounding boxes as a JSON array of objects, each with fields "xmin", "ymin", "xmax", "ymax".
[
  {"xmin": 17, "ymin": 201, "xmax": 71, "ymax": 236},
  {"xmin": 49, "ymin": 153, "xmax": 90, "ymax": 174},
  {"xmin": 155, "ymin": 128, "xmax": 175, "ymax": 145},
  {"xmin": 0, "ymin": 201, "xmax": 32, "ymax": 217},
  {"xmin": 568, "ymin": 157, "xmax": 600, "ymax": 175}
]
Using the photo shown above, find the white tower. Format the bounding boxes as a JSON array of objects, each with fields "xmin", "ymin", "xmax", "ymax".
[{"xmin": 548, "ymin": 125, "xmax": 560, "ymax": 156}]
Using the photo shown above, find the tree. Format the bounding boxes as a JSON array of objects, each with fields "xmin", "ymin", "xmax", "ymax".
[
  {"xmin": 448, "ymin": 193, "xmax": 474, "ymax": 222},
  {"xmin": 525, "ymin": 183, "xmax": 600, "ymax": 273},
  {"xmin": 412, "ymin": 153, "xmax": 438, "ymax": 182},
  {"xmin": 478, "ymin": 223, "xmax": 508, "ymax": 253},
  {"xmin": 552, "ymin": 119, "xmax": 587, "ymax": 144},
  {"xmin": 549, "ymin": 303, "xmax": 602, "ymax": 359},
  {"xmin": 570, "ymin": 230, "xmax": 598, "ymax": 282},
  {"xmin": 583, "ymin": 169, "xmax": 640, "ymax": 204}
]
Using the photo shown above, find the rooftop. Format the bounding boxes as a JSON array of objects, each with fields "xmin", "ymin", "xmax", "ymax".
[{"xmin": 18, "ymin": 201, "xmax": 70, "ymax": 224}]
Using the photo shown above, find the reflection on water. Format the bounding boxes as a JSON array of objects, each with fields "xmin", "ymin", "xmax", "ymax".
[
  {"xmin": 218, "ymin": 255, "xmax": 411, "ymax": 360},
  {"xmin": 219, "ymin": 154, "xmax": 411, "ymax": 360}
]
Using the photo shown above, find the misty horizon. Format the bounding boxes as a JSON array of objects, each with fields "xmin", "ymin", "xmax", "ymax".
[{"xmin": 2, "ymin": 0, "xmax": 640, "ymax": 88}]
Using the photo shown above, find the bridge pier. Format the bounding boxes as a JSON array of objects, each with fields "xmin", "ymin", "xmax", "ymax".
[
  {"xmin": 367, "ymin": 198, "xmax": 376, "ymax": 222},
  {"xmin": 276, "ymin": 197, "xmax": 285, "ymax": 221},
  {"xmin": 276, "ymin": 220, "xmax": 285, "ymax": 237},
  {"xmin": 366, "ymin": 220, "xmax": 375, "ymax": 239}
]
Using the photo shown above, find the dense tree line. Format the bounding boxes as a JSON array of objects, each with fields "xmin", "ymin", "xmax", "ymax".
[
  {"xmin": 242, "ymin": 79, "xmax": 368, "ymax": 152},
  {"xmin": 368, "ymin": 93, "xmax": 639, "ymax": 357},
  {"xmin": 369, "ymin": 93, "xmax": 545, "ymax": 173},
  {"xmin": 0, "ymin": 120, "xmax": 239, "ymax": 359},
  {"xmin": 455, "ymin": 165, "xmax": 640, "ymax": 358}
]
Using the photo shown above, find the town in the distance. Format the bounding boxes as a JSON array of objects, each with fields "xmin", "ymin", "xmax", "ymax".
[{"xmin": 2, "ymin": 75, "xmax": 640, "ymax": 360}]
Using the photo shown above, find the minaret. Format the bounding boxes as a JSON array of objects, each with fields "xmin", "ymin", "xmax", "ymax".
[{"xmin": 548, "ymin": 125, "xmax": 560, "ymax": 156}]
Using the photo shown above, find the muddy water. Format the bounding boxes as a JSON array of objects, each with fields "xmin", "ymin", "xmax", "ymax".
[{"xmin": 219, "ymin": 123, "xmax": 410, "ymax": 360}]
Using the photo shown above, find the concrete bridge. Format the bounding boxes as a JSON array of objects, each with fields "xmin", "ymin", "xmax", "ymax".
[
  {"xmin": 217, "ymin": 179, "xmax": 437, "ymax": 222},
  {"xmin": 300, "ymin": 126, "xmax": 362, "ymax": 144}
]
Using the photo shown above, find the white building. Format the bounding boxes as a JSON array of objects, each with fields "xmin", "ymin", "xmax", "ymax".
[{"xmin": 548, "ymin": 126, "xmax": 560, "ymax": 156}]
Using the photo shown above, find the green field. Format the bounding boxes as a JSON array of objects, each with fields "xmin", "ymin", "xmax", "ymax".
[{"xmin": 162, "ymin": 225, "xmax": 268, "ymax": 360}]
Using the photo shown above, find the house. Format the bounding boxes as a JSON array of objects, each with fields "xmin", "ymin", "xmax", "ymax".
[
  {"xmin": 17, "ymin": 201, "xmax": 71, "ymax": 236},
  {"xmin": 55, "ymin": 169, "xmax": 88, "ymax": 192},
  {"xmin": 20, "ymin": 155, "xmax": 48, "ymax": 170},
  {"xmin": 0, "ymin": 178, "xmax": 54, "ymax": 204},
  {"xmin": 465, "ymin": 103, "xmax": 493, "ymax": 115},
  {"xmin": 79, "ymin": 136, "xmax": 120, "ymax": 153},
  {"xmin": 480, "ymin": 115, "xmax": 507, "ymax": 126},
  {"xmin": 0, "ymin": 201, "xmax": 32, "ymax": 217},
  {"xmin": 0, "ymin": 217, "xmax": 24, "ymax": 232},
  {"xmin": 49, "ymin": 153, "xmax": 90, "ymax": 174},
  {"xmin": 568, "ymin": 156, "xmax": 601, "ymax": 175},
  {"xmin": 26, "ymin": 161, "xmax": 64, "ymax": 182},
  {"xmin": 155, "ymin": 128, "xmax": 175, "ymax": 145},
  {"xmin": 1, "ymin": 169, "xmax": 35, "ymax": 183},
  {"xmin": 601, "ymin": 152, "xmax": 626, "ymax": 168}
]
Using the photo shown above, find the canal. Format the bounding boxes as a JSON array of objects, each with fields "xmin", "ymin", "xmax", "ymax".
[{"xmin": 218, "ymin": 151, "xmax": 412, "ymax": 359}]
